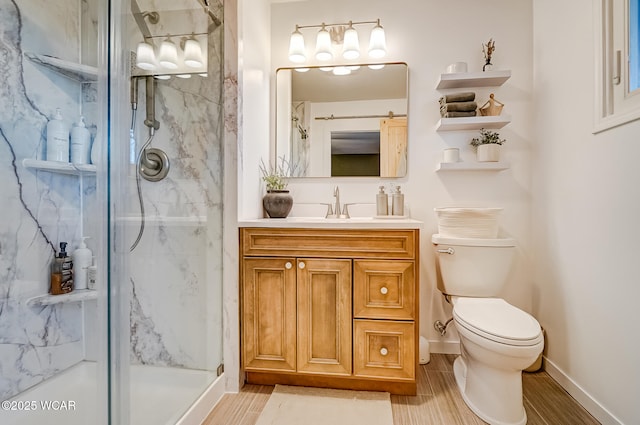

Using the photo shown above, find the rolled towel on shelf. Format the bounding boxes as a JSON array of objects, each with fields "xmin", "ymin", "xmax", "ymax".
[
  {"xmin": 439, "ymin": 92, "xmax": 476, "ymax": 104},
  {"xmin": 440, "ymin": 101, "xmax": 477, "ymax": 112},
  {"xmin": 440, "ymin": 111, "xmax": 477, "ymax": 118}
]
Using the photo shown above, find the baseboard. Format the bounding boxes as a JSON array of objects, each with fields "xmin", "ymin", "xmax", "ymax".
[
  {"xmin": 175, "ymin": 374, "xmax": 226, "ymax": 425},
  {"xmin": 428, "ymin": 339, "xmax": 461, "ymax": 355},
  {"xmin": 543, "ymin": 357, "xmax": 623, "ymax": 425}
]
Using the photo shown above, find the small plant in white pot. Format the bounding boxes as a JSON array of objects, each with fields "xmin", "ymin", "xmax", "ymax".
[{"xmin": 470, "ymin": 128, "xmax": 506, "ymax": 162}]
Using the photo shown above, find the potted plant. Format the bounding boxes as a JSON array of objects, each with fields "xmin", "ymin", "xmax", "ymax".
[
  {"xmin": 260, "ymin": 157, "xmax": 293, "ymax": 218},
  {"xmin": 470, "ymin": 128, "xmax": 506, "ymax": 162}
]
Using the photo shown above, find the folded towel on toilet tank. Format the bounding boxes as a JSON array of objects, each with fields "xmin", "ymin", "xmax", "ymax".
[
  {"xmin": 440, "ymin": 101, "xmax": 478, "ymax": 113},
  {"xmin": 439, "ymin": 92, "xmax": 476, "ymax": 104}
]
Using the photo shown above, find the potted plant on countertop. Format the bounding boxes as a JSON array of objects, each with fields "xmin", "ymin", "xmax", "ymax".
[
  {"xmin": 260, "ymin": 157, "xmax": 293, "ymax": 218},
  {"xmin": 470, "ymin": 128, "xmax": 506, "ymax": 162}
]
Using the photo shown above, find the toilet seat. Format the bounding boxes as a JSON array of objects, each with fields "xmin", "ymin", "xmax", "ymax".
[{"xmin": 453, "ymin": 298, "xmax": 542, "ymax": 346}]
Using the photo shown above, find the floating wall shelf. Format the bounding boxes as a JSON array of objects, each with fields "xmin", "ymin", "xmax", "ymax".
[
  {"xmin": 24, "ymin": 52, "xmax": 98, "ymax": 82},
  {"xmin": 436, "ymin": 161, "xmax": 510, "ymax": 172},
  {"xmin": 436, "ymin": 115, "xmax": 511, "ymax": 131},
  {"xmin": 26, "ymin": 289, "xmax": 98, "ymax": 307},
  {"xmin": 22, "ymin": 159, "xmax": 96, "ymax": 176},
  {"xmin": 436, "ymin": 70, "xmax": 511, "ymax": 89}
]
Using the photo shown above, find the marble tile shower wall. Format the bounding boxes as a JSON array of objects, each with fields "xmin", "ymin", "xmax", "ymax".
[{"xmin": 0, "ymin": 0, "xmax": 91, "ymax": 399}]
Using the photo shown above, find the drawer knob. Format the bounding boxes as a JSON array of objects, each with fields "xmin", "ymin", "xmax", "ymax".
[
  {"xmin": 298, "ymin": 261, "xmax": 305, "ymax": 269},
  {"xmin": 380, "ymin": 286, "xmax": 388, "ymax": 295},
  {"xmin": 285, "ymin": 262, "xmax": 292, "ymax": 269},
  {"xmin": 380, "ymin": 347, "xmax": 389, "ymax": 356}
]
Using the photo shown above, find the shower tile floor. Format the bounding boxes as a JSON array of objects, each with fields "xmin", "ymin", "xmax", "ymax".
[{"xmin": 1, "ymin": 361, "xmax": 216, "ymax": 425}]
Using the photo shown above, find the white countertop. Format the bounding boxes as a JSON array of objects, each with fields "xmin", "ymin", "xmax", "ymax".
[{"xmin": 239, "ymin": 217, "xmax": 423, "ymax": 229}]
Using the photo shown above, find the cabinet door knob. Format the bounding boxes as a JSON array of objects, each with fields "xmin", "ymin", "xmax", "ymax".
[
  {"xmin": 380, "ymin": 286, "xmax": 388, "ymax": 295},
  {"xmin": 285, "ymin": 262, "xmax": 292, "ymax": 269},
  {"xmin": 380, "ymin": 347, "xmax": 389, "ymax": 356},
  {"xmin": 298, "ymin": 261, "xmax": 305, "ymax": 269}
]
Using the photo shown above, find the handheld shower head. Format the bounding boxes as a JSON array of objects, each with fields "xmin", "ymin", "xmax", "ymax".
[{"xmin": 144, "ymin": 76, "xmax": 160, "ymax": 130}]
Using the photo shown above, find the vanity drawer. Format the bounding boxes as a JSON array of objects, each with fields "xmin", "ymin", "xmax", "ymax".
[
  {"xmin": 241, "ymin": 228, "xmax": 416, "ymax": 259},
  {"xmin": 353, "ymin": 260, "xmax": 415, "ymax": 320},
  {"xmin": 353, "ymin": 320, "xmax": 415, "ymax": 381}
]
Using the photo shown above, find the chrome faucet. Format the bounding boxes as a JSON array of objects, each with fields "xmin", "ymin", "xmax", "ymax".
[
  {"xmin": 333, "ymin": 186, "xmax": 341, "ymax": 218},
  {"xmin": 324, "ymin": 186, "xmax": 350, "ymax": 219}
]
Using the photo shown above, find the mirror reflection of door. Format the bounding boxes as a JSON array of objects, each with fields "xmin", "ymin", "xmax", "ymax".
[{"xmin": 275, "ymin": 63, "xmax": 408, "ymax": 178}]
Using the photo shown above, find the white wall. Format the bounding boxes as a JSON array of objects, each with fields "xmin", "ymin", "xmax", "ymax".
[
  {"xmin": 532, "ymin": 1, "xmax": 640, "ymax": 424},
  {"xmin": 268, "ymin": 0, "xmax": 534, "ymax": 353}
]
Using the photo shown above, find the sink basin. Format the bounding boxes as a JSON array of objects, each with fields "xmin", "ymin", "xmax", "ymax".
[{"xmin": 284, "ymin": 216, "xmax": 375, "ymax": 223}]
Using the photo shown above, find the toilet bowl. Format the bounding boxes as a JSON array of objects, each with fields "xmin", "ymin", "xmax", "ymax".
[
  {"xmin": 432, "ymin": 234, "xmax": 544, "ymax": 425},
  {"xmin": 451, "ymin": 297, "xmax": 543, "ymax": 425}
]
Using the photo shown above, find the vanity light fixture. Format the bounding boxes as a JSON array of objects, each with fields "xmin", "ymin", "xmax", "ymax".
[
  {"xmin": 287, "ymin": 19, "xmax": 386, "ymax": 64},
  {"xmin": 134, "ymin": 32, "xmax": 208, "ymax": 78}
]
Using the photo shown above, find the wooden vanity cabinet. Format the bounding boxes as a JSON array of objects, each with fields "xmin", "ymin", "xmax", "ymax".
[{"xmin": 240, "ymin": 227, "xmax": 419, "ymax": 395}]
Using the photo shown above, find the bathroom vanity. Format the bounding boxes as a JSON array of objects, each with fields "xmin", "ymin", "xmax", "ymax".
[{"xmin": 239, "ymin": 219, "xmax": 420, "ymax": 395}]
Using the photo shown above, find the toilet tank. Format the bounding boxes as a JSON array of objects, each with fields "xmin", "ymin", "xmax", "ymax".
[{"xmin": 432, "ymin": 234, "xmax": 516, "ymax": 297}]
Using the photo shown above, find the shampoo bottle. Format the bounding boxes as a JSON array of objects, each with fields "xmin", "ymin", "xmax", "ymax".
[
  {"xmin": 72, "ymin": 237, "xmax": 92, "ymax": 290},
  {"xmin": 392, "ymin": 185, "xmax": 404, "ymax": 216},
  {"xmin": 50, "ymin": 242, "xmax": 73, "ymax": 295},
  {"xmin": 46, "ymin": 108, "xmax": 69, "ymax": 162},
  {"xmin": 70, "ymin": 116, "xmax": 91, "ymax": 164},
  {"xmin": 376, "ymin": 185, "xmax": 388, "ymax": 216}
]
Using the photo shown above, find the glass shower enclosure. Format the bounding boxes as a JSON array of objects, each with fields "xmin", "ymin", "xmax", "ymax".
[{"xmin": 0, "ymin": 0, "xmax": 224, "ymax": 424}]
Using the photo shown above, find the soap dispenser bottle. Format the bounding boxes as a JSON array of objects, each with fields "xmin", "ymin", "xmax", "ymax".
[
  {"xmin": 392, "ymin": 185, "xmax": 405, "ymax": 216},
  {"xmin": 70, "ymin": 116, "xmax": 91, "ymax": 164},
  {"xmin": 376, "ymin": 185, "xmax": 388, "ymax": 216},
  {"xmin": 72, "ymin": 237, "xmax": 92, "ymax": 290},
  {"xmin": 46, "ymin": 108, "xmax": 69, "ymax": 162},
  {"xmin": 50, "ymin": 242, "xmax": 74, "ymax": 295}
]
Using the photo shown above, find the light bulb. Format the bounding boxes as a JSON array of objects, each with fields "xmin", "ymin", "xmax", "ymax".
[
  {"xmin": 368, "ymin": 20, "xmax": 387, "ymax": 59},
  {"xmin": 136, "ymin": 42, "xmax": 156, "ymax": 71},
  {"xmin": 315, "ymin": 25, "xmax": 333, "ymax": 61},
  {"xmin": 158, "ymin": 38, "xmax": 179, "ymax": 69},
  {"xmin": 342, "ymin": 23, "xmax": 360, "ymax": 60},
  {"xmin": 183, "ymin": 38, "xmax": 204, "ymax": 68},
  {"xmin": 288, "ymin": 27, "xmax": 306, "ymax": 63}
]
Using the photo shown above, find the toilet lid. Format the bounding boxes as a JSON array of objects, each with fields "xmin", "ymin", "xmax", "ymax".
[{"xmin": 453, "ymin": 298, "xmax": 542, "ymax": 345}]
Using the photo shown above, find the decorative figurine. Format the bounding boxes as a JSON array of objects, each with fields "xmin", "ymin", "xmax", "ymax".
[
  {"xmin": 479, "ymin": 93, "xmax": 504, "ymax": 116},
  {"xmin": 482, "ymin": 38, "xmax": 495, "ymax": 71}
]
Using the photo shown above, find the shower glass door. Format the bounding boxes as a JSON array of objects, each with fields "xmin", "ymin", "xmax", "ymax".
[{"xmin": 108, "ymin": 0, "xmax": 225, "ymax": 424}]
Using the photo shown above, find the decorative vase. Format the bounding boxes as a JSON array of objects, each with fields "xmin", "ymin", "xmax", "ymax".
[
  {"xmin": 263, "ymin": 190, "xmax": 293, "ymax": 218},
  {"xmin": 477, "ymin": 144, "xmax": 501, "ymax": 162}
]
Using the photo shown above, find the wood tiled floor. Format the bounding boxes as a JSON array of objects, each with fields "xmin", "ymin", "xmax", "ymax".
[{"xmin": 202, "ymin": 354, "xmax": 601, "ymax": 425}]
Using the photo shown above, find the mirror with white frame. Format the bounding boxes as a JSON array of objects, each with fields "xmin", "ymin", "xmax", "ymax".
[{"xmin": 275, "ymin": 63, "xmax": 408, "ymax": 178}]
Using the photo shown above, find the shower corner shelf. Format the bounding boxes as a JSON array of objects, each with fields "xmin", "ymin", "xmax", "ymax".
[
  {"xmin": 24, "ymin": 52, "xmax": 98, "ymax": 82},
  {"xmin": 436, "ymin": 161, "xmax": 510, "ymax": 172},
  {"xmin": 26, "ymin": 289, "xmax": 98, "ymax": 307},
  {"xmin": 22, "ymin": 159, "xmax": 96, "ymax": 176}
]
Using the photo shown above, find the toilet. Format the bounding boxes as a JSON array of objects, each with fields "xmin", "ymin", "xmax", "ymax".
[{"xmin": 432, "ymin": 234, "xmax": 543, "ymax": 425}]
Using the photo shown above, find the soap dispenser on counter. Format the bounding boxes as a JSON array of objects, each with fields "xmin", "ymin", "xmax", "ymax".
[
  {"xmin": 376, "ymin": 185, "xmax": 389, "ymax": 216},
  {"xmin": 72, "ymin": 237, "xmax": 92, "ymax": 290},
  {"xmin": 50, "ymin": 242, "xmax": 73, "ymax": 295},
  {"xmin": 392, "ymin": 185, "xmax": 405, "ymax": 216}
]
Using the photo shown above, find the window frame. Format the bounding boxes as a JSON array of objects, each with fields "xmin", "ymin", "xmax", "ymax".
[{"xmin": 594, "ymin": 0, "xmax": 640, "ymax": 133}]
